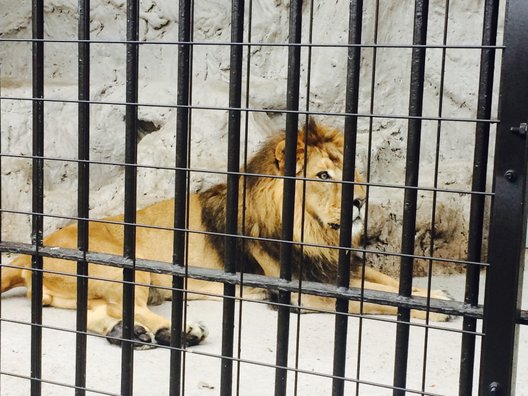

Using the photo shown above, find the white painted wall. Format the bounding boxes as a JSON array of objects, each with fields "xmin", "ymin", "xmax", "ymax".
[{"xmin": 0, "ymin": 0, "xmax": 504, "ymax": 274}]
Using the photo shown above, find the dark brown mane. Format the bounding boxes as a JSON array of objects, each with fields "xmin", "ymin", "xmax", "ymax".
[
  {"xmin": 199, "ymin": 181, "xmax": 339, "ymax": 282},
  {"xmin": 198, "ymin": 126, "xmax": 343, "ymax": 283}
]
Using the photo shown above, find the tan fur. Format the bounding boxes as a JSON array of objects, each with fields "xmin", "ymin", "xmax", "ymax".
[{"xmin": 1, "ymin": 119, "xmax": 449, "ymax": 348}]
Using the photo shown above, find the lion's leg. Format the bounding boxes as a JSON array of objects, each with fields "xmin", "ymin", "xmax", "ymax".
[
  {"xmin": 357, "ymin": 265, "xmax": 451, "ymax": 304},
  {"xmin": 350, "ymin": 279, "xmax": 450, "ymax": 322},
  {"xmin": 186, "ymin": 279, "xmax": 268, "ymax": 301},
  {"xmin": 359, "ymin": 265, "xmax": 400, "ymax": 288},
  {"xmin": 127, "ymin": 285, "xmax": 208, "ymax": 347},
  {"xmin": 91, "ymin": 276, "xmax": 208, "ymax": 348},
  {"xmin": 87, "ymin": 299, "xmax": 122, "ymax": 337},
  {"xmin": 290, "ymin": 292, "xmax": 400, "ymax": 316},
  {"xmin": 292, "ymin": 280, "xmax": 449, "ymax": 322}
]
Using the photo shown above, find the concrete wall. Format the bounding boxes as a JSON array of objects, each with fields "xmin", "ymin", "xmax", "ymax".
[{"xmin": 0, "ymin": 0, "xmax": 503, "ymax": 275}]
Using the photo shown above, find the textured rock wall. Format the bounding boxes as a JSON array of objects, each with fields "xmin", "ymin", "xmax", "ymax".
[{"xmin": 0, "ymin": 0, "xmax": 501, "ymax": 275}]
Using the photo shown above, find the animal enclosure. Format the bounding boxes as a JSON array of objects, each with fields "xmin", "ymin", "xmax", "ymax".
[{"xmin": 0, "ymin": 0, "xmax": 527, "ymax": 395}]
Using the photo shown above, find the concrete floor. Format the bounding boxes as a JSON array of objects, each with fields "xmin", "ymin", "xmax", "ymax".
[{"xmin": 0, "ymin": 261, "xmax": 527, "ymax": 396}]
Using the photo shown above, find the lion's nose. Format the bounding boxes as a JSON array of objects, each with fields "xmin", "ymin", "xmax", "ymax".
[{"xmin": 353, "ymin": 198, "xmax": 364, "ymax": 210}]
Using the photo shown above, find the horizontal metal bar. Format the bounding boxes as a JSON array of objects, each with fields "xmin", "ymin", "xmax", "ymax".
[
  {"xmin": 0, "ymin": 241, "xmax": 483, "ymax": 318},
  {"xmin": 0, "ymin": 152, "xmax": 495, "ymax": 197},
  {"xmin": 0, "ymin": 209, "xmax": 490, "ymax": 268},
  {"xmin": 0, "ymin": 261, "xmax": 484, "ymax": 336},
  {"xmin": 0, "ymin": 37, "xmax": 506, "ymax": 50},
  {"xmin": 0, "ymin": 95, "xmax": 500, "ymax": 125}
]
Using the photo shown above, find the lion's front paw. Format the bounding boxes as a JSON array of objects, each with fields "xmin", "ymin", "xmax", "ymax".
[
  {"xmin": 153, "ymin": 322, "xmax": 208, "ymax": 347},
  {"xmin": 410, "ymin": 288, "xmax": 453, "ymax": 322},
  {"xmin": 184, "ymin": 322, "xmax": 209, "ymax": 346},
  {"xmin": 411, "ymin": 309, "xmax": 451, "ymax": 322},
  {"xmin": 412, "ymin": 287, "xmax": 452, "ymax": 301},
  {"xmin": 430, "ymin": 288, "xmax": 452, "ymax": 301},
  {"xmin": 107, "ymin": 321, "xmax": 157, "ymax": 350}
]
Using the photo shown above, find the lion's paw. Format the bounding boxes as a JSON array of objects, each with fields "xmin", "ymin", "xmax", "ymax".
[
  {"xmin": 184, "ymin": 322, "xmax": 209, "ymax": 347},
  {"xmin": 154, "ymin": 322, "xmax": 208, "ymax": 347},
  {"xmin": 410, "ymin": 288, "xmax": 453, "ymax": 322},
  {"xmin": 107, "ymin": 321, "xmax": 157, "ymax": 350},
  {"xmin": 412, "ymin": 287, "xmax": 452, "ymax": 301},
  {"xmin": 429, "ymin": 289, "xmax": 452, "ymax": 301},
  {"xmin": 411, "ymin": 309, "xmax": 451, "ymax": 322},
  {"xmin": 152, "ymin": 322, "xmax": 209, "ymax": 347}
]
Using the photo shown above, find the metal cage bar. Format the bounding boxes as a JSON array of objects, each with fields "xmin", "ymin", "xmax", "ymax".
[
  {"xmin": 235, "ymin": 0, "xmax": 254, "ymax": 392},
  {"xmin": 331, "ymin": 1, "xmax": 363, "ymax": 395},
  {"xmin": 419, "ymin": 0, "xmax": 450, "ymax": 392},
  {"xmin": 0, "ymin": 43, "xmax": 3, "ymax": 396},
  {"xmin": 120, "ymin": 0, "xmax": 140, "ymax": 394},
  {"xmin": 292, "ymin": 0, "xmax": 315, "ymax": 392},
  {"xmin": 393, "ymin": 1, "xmax": 429, "ymax": 394},
  {"xmin": 75, "ymin": 0, "xmax": 91, "ymax": 394},
  {"xmin": 31, "ymin": 1, "xmax": 45, "ymax": 394},
  {"xmin": 459, "ymin": 0, "xmax": 500, "ymax": 394},
  {"xmin": 1, "ymin": 1, "xmax": 526, "ymax": 395},
  {"xmin": 479, "ymin": 0, "xmax": 528, "ymax": 393},
  {"xmin": 274, "ymin": 1, "xmax": 303, "ymax": 394},
  {"xmin": 355, "ymin": 1, "xmax": 381, "ymax": 394},
  {"xmin": 220, "ymin": 0, "xmax": 245, "ymax": 394},
  {"xmin": 0, "ymin": 36, "xmax": 506, "ymax": 50},
  {"xmin": 0, "ymin": 93, "xmax": 502, "ymax": 125},
  {"xmin": 170, "ymin": 0, "xmax": 193, "ymax": 394}
]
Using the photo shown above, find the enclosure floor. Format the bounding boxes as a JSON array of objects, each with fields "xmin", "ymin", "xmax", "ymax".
[{"xmin": 1, "ymin": 257, "xmax": 527, "ymax": 396}]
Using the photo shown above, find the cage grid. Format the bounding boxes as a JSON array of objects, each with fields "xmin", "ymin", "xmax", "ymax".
[{"xmin": 0, "ymin": 0, "xmax": 527, "ymax": 395}]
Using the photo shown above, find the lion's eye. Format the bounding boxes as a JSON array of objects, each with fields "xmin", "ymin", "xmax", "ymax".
[{"xmin": 317, "ymin": 171, "xmax": 331, "ymax": 180}]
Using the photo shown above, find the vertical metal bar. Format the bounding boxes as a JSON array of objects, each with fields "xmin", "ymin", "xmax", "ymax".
[
  {"xmin": 0, "ymin": 46, "xmax": 3, "ymax": 396},
  {"xmin": 293, "ymin": 0, "xmax": 315, "ymax": 392},
  {"xmin": 31, "ymin": 1, "xmax": 44, "ymax": 394},
  {"xmin": 220, "ymin": 1, "xmax": 244, "ymax": 395},
  {"xmin": 170, "ymin": 0, "xmax": 192, "ymax": 394},
  {"xmin": 479, "ymin": 0, "xmax": 528, "ymax": 394},
  {"xmin": 235, "ymin": 0, "xmax": 253, "ymax": 392},
  {"xmin": 459, "ymin": 1, "xmax": 500, "ymax": 394},
  {"xmin": 355, "ymin": 2, "xmax": 380, "ymax": 394},
  {"xmin": 420, "ymin": 0, "xmax": 450, "ymax": 392},
  {"xmin": 421, "ymin": 0, "xmax": 449, "ymax": 390},
  {"xmin": 274, "ymin": 0, "xmax": 302, "ymax": 394},
  {"xmin": 331, "ymin": 1, "xmax": 363, "ymax": 395},
  {"xmin": 121, "ymin": 0, "xmax": 139, "ymax": 394},
  {"xmin": 392, "ymin": 1, "xmax": 429, "ymax": 394},
  {"xmin": 75, "ymin": 0, "xmax": 90, "ymax": 394}
]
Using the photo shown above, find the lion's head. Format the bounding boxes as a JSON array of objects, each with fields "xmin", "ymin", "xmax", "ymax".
[{"xmin": 243, "ymin": 118, "xmax": 366, "ymax": 281}]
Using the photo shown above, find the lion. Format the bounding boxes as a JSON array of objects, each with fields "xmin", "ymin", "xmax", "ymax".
[{"xmin": 0, "ymin": 118, "xmax": 449, "ymax": 349}]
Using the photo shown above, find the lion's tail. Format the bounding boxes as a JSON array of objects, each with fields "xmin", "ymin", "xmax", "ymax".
[{"xmin": 1, "ymin": 255, "xmax": 29, "ymax": 293}]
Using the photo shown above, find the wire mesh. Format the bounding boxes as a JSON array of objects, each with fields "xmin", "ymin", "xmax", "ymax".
[{"xmin": 0, "ymin": 1, "xmax": 526, "ymax": 396}]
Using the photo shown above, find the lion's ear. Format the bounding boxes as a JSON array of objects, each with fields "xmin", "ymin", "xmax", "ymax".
[
  {"xmin": 304, "ymin": 117, "xmax": 318, "ymax": 143},
  {"xmin": 274, "ymin": 138, "xmax": 305, "ymax": 174}
]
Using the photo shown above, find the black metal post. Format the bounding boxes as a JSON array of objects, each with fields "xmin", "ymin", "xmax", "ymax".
[
  {"xmin": 0, "ymin": 46, "xmax": 2, "ymax": 396},
  {"xmin": 235, "ymin": 0, "xmax": 254, "ymax": 393},
  {"xmin": 121, "ymin": 0, "xmax": 139, "ymax": 394},
  {"xmin": 274, "ymin": 0, "xmax": 302, "ymax": 394},
  {"xmin": 31, "ymin": 1, "xmax": 45, "ymax": 395},
  {"xmin": 459, "ymin": 1, "xmax": 500, "ymax": 394},
  {"xmin": 331, "ymin": 1, "xmax": 363, "ymax": 395},
  {"xmin": 75, "ymin": 0, "xmax": 91, "ymax": 394},
  {"xmin": 170, "ymin": 0, "xmax": 192, "ymax": 394},
  {"xmin": 220, "ymin": 0, "xmax": 245, "ymax": 395},
  {"xmin": 419, "ymin": 0, "xmax": 450, "ymax": 391},
  {"xmin": 354, "ymin": 3, "xmax": 381, "ymax": 394},
  {"xmin": 479, "ymin": 0, "xmax": 528, "ymax": 394},
  {"xmin": 393, "ymin": 1, "xmax": 429, "ymax": 395}
]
